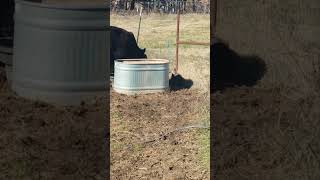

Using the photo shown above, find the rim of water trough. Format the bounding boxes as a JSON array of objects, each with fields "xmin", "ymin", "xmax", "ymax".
[
  {"xmin": 16, "ymin": 0, "xmax": 109, "ymax": 11},
  {"xmin": 115, "ymin": 59, "xmax": 170, "ymax": 65}
]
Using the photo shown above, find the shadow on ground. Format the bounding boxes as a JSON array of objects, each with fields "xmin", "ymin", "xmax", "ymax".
[
  {"xmin": 211, "ymin": 41, "xmax": 267, "ymax": 93},
  {"xmin": 169, "ymin": 74, "xmax": 193, "ymax": 91}
]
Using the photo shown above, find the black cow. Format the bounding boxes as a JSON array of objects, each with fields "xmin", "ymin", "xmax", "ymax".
[{"xmin": 110, "ymin": 26, "xmax": 147, "ymax": 74}]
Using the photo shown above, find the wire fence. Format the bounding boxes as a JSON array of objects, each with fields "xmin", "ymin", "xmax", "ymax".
[{"xmin": 111, "ymin": 0, "xmax": 210, "ymax": 15}]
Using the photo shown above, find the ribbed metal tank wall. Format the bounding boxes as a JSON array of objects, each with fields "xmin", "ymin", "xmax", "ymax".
[
  {"xmin": 113, "ymin": 59, "xmax": 169, "ymax": 95},
  {"xmin": 12, "ymin": 0, "xmax": 109, "ymax": 105}
]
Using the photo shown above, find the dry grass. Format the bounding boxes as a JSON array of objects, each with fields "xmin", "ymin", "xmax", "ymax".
[
  {"xmin": 111, "ymin": 13, "xmax": 210, "ymax": 178},
  {"xmin": 111, "ymin": 13, "xmax": 210, "ymax": 90}
]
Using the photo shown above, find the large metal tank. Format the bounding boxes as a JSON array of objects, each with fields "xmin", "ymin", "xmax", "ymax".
[
  {"xmin": 113, "ymin": 59, "xmax": 169, "ymax": 95},
  {"xmin": 12, "ymin": 0, "xmax": 109, "ymax": 105}
]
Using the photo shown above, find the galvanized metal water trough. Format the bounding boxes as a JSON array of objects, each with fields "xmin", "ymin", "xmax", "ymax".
[
  {"xmin": 113, "ymin": 59, "xmax": 169, "ymax": 95},
  {"xmin": 12, "ymin": 0, "xmax": 109, "ymax": 105}
]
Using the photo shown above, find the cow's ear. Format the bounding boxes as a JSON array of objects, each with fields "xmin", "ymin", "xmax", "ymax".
[{"xmin": 143, "ymin": 48, "xmax": 146, "ymax": 53}]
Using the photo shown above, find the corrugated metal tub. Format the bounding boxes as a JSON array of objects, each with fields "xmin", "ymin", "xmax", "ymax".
[
  {"xmin": 12, "ymin": 0, "xmax": 109, "ymax": 105},
  {"xmin": 113, "ymin": 59, "xmax": 169, "ymax": 95}
]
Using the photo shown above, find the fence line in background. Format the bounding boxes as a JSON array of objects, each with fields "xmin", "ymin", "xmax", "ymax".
[
  {"xmin": 111, "ymin": 0, "xmax": 210, "ymax": 15},
  {"xmin": 174, "ymin": 9, "xmax": 210, "ymax": 74}
]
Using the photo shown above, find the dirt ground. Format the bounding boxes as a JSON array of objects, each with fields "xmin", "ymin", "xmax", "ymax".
[
  {"xmin": 0, "ymin": 66, "xmax": 108, "ymax": 179},
  {"xmin": 110, "ymin": 13, "xmax": 210, "ymax": 179},
  {"xmin": 212, "ymin": 87, "xmax": 320, "ymax": 179},
  {"xmin": 1, "ymin": 0, "xmax": 319, "ymax": 179},
  {"xmin": 0, "ymin": 12, "xmax": 210, "ymax": 179},
  {"xmin": 212, "ymin": 0, "xmax": 320, "ymax": 179},
  {"xmin": 110, "ymin": 89, "xmax": 209, "ymax": 179}
]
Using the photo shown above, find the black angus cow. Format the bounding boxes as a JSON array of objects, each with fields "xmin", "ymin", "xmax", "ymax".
[{"xmin": 110, "ymin": 26, "xmax": 147, "ymax": 74}]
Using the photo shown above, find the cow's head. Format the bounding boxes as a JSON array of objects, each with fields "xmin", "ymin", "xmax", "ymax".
[
  {"xmin": 134, "ymin": 47, "xmax": 147, "ymax": 59},
  {"xmin": 112, "ymin": 47, "xmax": 147, "ymax": 60}
]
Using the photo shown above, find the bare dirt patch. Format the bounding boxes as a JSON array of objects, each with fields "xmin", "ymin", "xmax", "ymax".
[
  {"xmin": 212, "ymin": 86, "xmax": 320, "ymax": 179},
  {"xmin": 111, "ymin": 89, "xmax": 209, "ymax": 179},
  {"xmin": 0, "ymin": 66, "xmax": 107, "ymax": 179}
]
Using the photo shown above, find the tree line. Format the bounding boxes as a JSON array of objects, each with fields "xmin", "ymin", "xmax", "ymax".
[{"xmin": 111, "ymin": 0, "xmax": 210, "ymax": 14}]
